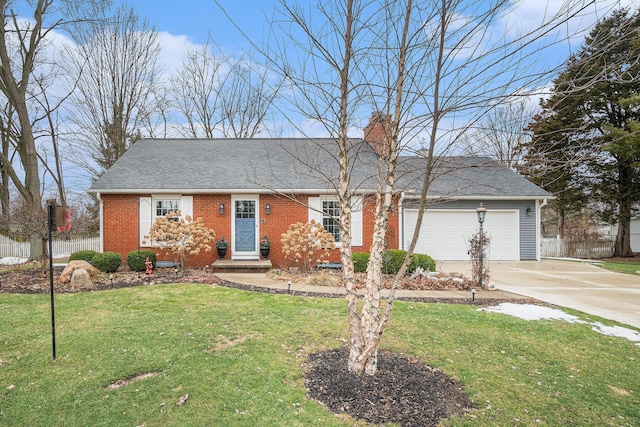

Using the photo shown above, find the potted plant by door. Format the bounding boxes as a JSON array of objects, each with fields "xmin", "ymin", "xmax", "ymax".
[
  {"xmin": 216, "ymin": 236, "xmax": 229, "ymax": 259},
  {"xmin": 260, "ymin": 235, "xmax": 270, "ymax": 260}
]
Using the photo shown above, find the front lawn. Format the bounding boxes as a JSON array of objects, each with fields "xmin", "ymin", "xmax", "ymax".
[
  {"xmin": 600, "ymin": 258, "xmax": 640, "ymax": 275},
  {"xmin": 1, "ymin": 284, "xmax": 638, "ymax": 426}
]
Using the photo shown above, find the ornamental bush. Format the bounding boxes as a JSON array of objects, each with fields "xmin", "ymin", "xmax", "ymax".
[
  {"xmin": 127, "ymin": 250, "xmax": 157, "ymax": 272},
  {"xmin": 409, "ymin": 253, "xmax": 436, "ymax": 273},
  {"xmin": 381, "ymin": 249, "xmax": 406, "ymax": 274},
  {"xmin": 145, "ymin": 211, "xmax": 216, "ymax": 270},
  {"xmin": 91, "ymin": 252, "xmax": 122, "ymax": 273},
  {"xmin": 281, "ymin": 220, "xmax": 335, "ymax": 270},
  {"xmin": 353, "ymin": 250, "xmax": 435, "ymax": 275},
  {"xmin": 69, "ymin": 250, "xmax": 98, "ymax": 263},
  {"xmin": 377, "ymin": 250, "xmax": 436, "ymax": 275},
  {"xmin": 352, "ymin": 252, "xmax": 370, "ymax": 273}
]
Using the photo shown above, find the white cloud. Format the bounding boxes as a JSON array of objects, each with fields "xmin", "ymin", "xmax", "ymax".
[{"xmin": 155, "ymin": 31, "xmax": 196, "ymax": 77}]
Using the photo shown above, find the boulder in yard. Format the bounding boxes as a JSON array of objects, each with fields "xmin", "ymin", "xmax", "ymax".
[
  {"xmin": 60, "ymin": 260, "xmax": 100, "ymax": 283},
  {"xmin": 70, "ymin": 268, "xmax": 92, "ymax": 289}
]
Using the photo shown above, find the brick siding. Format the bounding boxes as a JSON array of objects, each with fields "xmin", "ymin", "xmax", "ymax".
[{"xmin": 102, "ymin": 193, "xmax": 399, "ymax": 268}]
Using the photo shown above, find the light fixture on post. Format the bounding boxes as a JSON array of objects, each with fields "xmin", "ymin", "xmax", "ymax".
[
  {"xmin": 219, "ymin": 203, "xmax": 225, "ymax": 214},
  {"xmin": 265, "ymin": 203, "xmax": 271, "ymax": 215},
  {"xmin": 476, "ymin": 203, "xmax": 487, "ymax": 290}
]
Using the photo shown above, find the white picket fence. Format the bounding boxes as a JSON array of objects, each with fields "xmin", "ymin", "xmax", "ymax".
[
  {"xmin": 0, "ymin": 235, "xmax": 100, "ymax": 259},
  {"xmin": 541, "ymin": 236, "xmax": 615, "ymax": 259}
]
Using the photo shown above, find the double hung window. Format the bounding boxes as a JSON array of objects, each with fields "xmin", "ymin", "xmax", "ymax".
[
  {"xmin": 155, "ymin": 199, "xmax": 180, "ymax": 221},
  {"xmin": 322, "ymin": 200, "xmax": 341, "ymax": 242}
]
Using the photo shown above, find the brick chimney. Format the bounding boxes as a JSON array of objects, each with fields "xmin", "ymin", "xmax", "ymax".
[{"xmin": 363, "ymin": 111, "xmax": 392, "ymax": 158}]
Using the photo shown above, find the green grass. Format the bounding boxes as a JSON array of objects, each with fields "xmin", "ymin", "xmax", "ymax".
[
  {"xmin": 601, "ymin": 260, "xmax": 640, "ymax": 275},
  {"xmin": 1, "ymin": 284, "xmax": 639, "ymax": 426}
]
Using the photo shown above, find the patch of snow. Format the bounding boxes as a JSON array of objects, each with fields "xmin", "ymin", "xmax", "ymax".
[
  {"xmin": 0, "ymin": 257, "xmax": 28, "ymax": 265},
  {"xmin": 481, "ymin": 303, "xmax": 640, "ymax": 346},
  {"xmin": 591, "ymin": 322, "xmax": 640, "ymax": 345},
  {"xmin": 481, "ymin": 303, "xmax": 586, "ymax": 323},
  {"xmin": 52, "ymin": 253, "xmax": 71, "ymax": 258}
]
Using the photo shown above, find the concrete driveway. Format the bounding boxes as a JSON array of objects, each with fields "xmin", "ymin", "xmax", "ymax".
[{"xmin": 440, "ymin": 259, "xmax": 640, "ymax": 329}]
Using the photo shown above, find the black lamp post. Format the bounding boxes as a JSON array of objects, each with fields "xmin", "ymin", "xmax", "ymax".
[{"xmin": 476, "ymin": 203, "xmax": 487, "ymax": 290}]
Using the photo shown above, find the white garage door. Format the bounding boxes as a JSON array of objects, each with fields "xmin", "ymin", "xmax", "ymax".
[{"xmin": 403, "ymin": 209, "xmax": 519, "ymax": 261}]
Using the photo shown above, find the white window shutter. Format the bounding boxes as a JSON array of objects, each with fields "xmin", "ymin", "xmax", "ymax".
[
  {"xmin": 139, "ymin": 197, "xmax": 152, "ymax": 246},
  {"xmin": 351, "ymin": 196, "xmax": 363, "ymax": 247},
  {"xmin": 308, "ymin": 197, "xmax": 322, "ymax": 224},
  {"xmin": 181, "ymin": 196, "xmax": 193, "ymax": 220}
]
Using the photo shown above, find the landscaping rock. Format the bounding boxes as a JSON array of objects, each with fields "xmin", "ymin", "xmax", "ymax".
[
  {"xmin": 70, "ymin": 268, "xmax": 92, "ymax": 289},
  {"xmin": 59, "ymin": 260, "xmax": 100, "ymax": 283}
]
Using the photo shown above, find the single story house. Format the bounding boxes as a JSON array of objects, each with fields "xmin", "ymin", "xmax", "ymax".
[{"xmin": 88, "ymin": 115, "xmax": 551, "ymax": 267}]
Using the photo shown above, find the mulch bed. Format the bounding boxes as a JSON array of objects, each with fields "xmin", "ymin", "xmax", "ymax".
[
  {"xmin": 0, "ymin": 266, "xmax": 220, "ymax": 294},
  {"xmin": 304, "ymin": 347, "xmax": 472, "ymax": 427}
]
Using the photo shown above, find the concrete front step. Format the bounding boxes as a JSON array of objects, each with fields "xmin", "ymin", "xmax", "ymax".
[{"xmin": 211, "ymin": 259, "xmax": 272, "ymax": 273}]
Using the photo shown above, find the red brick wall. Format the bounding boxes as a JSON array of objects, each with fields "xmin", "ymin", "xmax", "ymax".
[
  {"xmin": 102, "ymin": 194, "xmax": 141, "ymax": 262},
  {"xmin": 101, "ymin": 193, "xmax": 400, "ymax": 268}
]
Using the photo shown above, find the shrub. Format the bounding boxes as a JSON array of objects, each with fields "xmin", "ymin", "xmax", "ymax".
[
  {"xmin": 381, "ymin": 250, "xmax": 437, "ymax": 275},
  {"xmin": 69, "ymin": 250, "xmax": 97, "ymax": 263},
  {"xmin": 145, "ymin": 211, "xmax": 216, "ymax": 270},
  {"xmin": 281, "ymin": 220, "xmax": 335, "ymax": 270},
  {"xmin": 353, "ymin": 250, "xmax": 435, "ymax": 275},
  {"xmin": 352, "ymin": 252, "xmax": 370, "ymax": 273},
  {"xmin": 409, "ymin": 253, "xmax": 436, "ymax": 273},
  {"xmin": 382, "ymin": 249, "xmax": 407, "ymax": 274},
  {"xmin": 127, "ymin": 250, "xmax": 157, "ymax": 272},
  {"xmin": 91, "ymin": 252, "xmax": 122, "ymax": 273}
]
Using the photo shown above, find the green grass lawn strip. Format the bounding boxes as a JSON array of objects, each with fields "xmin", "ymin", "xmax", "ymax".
[
  {"xmin": 601, "ymin": 261, "xmax": 640, "ymax": 275},
  {"xmin": 1, "ymin": 284, "xmax": 638, "ymax": 426}
]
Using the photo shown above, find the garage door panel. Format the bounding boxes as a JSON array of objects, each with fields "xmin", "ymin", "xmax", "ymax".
[{"xmin": 404, "ymin": 209, "xmax": 519, "ymax": 261}]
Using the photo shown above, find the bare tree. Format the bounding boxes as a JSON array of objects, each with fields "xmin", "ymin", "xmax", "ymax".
[
  {"xmin": 460, "ymin": 99, "xmax": 538, "ymax": 169},
  {"xmin": 0, "ymin": 0, "xmax": 109, "ymax": 260},
  {"xmin": 218, "ymin": 56, "xmax": 281, "ymax": 138},
  {"xmin": 170, "ymin": 38, "xmax": 225, "ymax": 139},
  {"xmin": 170, "ymin": 38, "xmax": 280, "ymax": 139},
  {"xmin": 0, "ymin": 99, "xmax": 17, "ymax": 232},
  {"xmin": 66, "ymin": 4, "xmax": 162, "ymax": 179},
  {"xmin": 264, "ymin": 0, "xmax": 598, "ymax": 376}
]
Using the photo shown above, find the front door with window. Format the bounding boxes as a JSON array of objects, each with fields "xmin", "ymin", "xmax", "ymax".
[{"xmin": 233, "ymin": 199, "xmax": 258, "ymax": 259}]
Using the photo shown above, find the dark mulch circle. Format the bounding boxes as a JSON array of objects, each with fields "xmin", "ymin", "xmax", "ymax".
[{"xmin": 304, "ymin": 347, "xmax": 472, "ymax": 427}]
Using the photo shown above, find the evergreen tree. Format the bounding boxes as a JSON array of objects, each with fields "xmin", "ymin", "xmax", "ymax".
[{"xmin": 520, "ymin": 9, "xmax": 640, "ymax": 256}]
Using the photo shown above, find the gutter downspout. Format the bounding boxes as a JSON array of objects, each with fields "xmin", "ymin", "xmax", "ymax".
[
  {"xmin": 536, "ymin": 198, "xmax": 548, "ymax": 260},
  {"xmin": 96, "ymin": 192, "xmax": 104, "ymax": 253}
]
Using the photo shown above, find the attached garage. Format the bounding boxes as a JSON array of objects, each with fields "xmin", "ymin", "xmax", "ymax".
[{"xmin": 403, "ymin": 208, "xmax": 520, "ymax": 261}]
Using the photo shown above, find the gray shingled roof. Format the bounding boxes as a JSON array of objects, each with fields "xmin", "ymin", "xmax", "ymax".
[
  {"xmin": 396, "ymin": 156, "xmax": 551, "ymax": 199},
  {"xmin": 89, "ymin": 138, "xmax": 551, "ymax": 199}
]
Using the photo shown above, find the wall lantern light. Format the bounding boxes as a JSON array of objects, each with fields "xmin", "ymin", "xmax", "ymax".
[
  {"xmin": 526, "ymin": 207, "xmax": 532, "ymax": 216},
  {"xmin": 266, "ymin": 203, "xmax": 271, "ymax": 215},
  {"xmin": 219, "ymin": 203, "xmax": 225, "ymax": 214}
]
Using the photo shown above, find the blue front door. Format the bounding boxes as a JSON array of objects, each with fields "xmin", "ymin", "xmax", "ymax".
[{"xmin": 234, "ymin": 200, "xmax": 256, "ymax": 254}]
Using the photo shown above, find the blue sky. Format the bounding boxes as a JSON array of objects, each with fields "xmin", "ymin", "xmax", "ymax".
[
  {"xmin": 8, "ymin": 0, "xmax": 639, "ymax": 196},
  {"xmin": 127, "ymin": 0, "xmax": 278, "ymax": 48}
]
